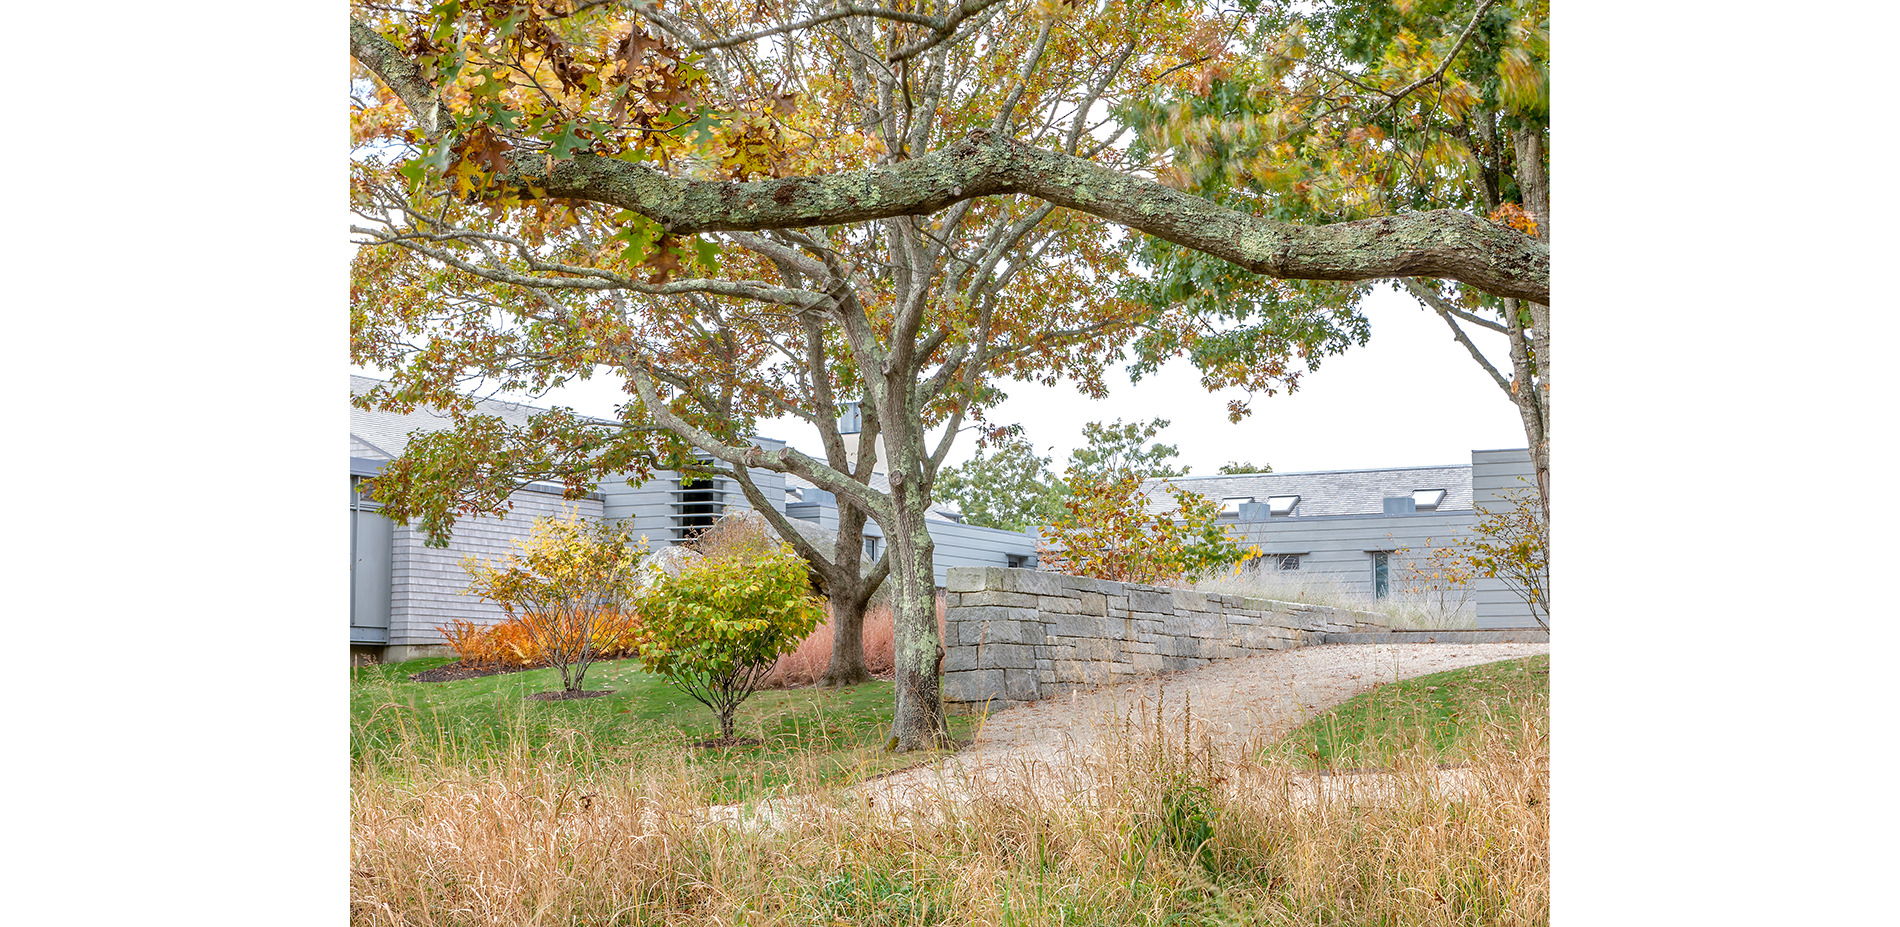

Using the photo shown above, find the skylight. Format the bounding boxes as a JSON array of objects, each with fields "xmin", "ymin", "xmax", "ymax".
[
  {"xmin": 1220, "ymin": 496, "xmax": 1255, "ymax": 515},
  {"xmin": 1267, "ymin": 495, "xmax": 1301, "ymax": 516},
  {"xmin": 1412, "ymin": 489, "xmax": 1446, "ymax": 511}
]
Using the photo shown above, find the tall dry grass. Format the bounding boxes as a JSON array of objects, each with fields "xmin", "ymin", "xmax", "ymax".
[
  {"xmin": 761, "ymin": 592, "xmax": 947, "ymax": 688},
  {"xmin": 352, "ymin": 679, "xmax": 1547, "ymax": 925}
]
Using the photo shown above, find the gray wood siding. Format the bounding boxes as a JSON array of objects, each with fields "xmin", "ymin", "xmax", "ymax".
[
  {"xmin": 925, "ymin": 520, "xmax": 1040, "ymax": 585},
  {"xmin": 385, "ymin": 493, "xmax": 606, "ymax": 647},
  {"xmin": 1469, "ymin": 448, "xmax": 1542, "ymax": 628},
  {"xmin": 1230, "ymin": 511, "xmax": 1477, "ymax": 605}
]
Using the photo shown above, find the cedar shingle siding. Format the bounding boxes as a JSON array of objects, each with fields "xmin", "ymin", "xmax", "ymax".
[{"xmin": 385, "ymin": 489, "xmax": 606, "ymax": 647}]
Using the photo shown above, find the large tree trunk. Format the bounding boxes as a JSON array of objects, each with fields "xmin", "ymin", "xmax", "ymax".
[
  {"xmin": 815, "ymin": 499, "xmax": 878, "ymax": 687},
  {"xmin": 1501, "ymin": 297, "xmax": 1551, "ymax": 522},
  {"xmin": 884, "ymin": 494, "xmax": 950, "ymax": 751},
  {"xmin": 1511, "ymin": 125, "xmax": 1552, "ymax": 527},
  {"xmin": 821, "ymin": 588, "xmax": 872, "ymax": 687},
  {"xmin": 880, "ymin": 388, "xmax": 951, "ymax": 751}
]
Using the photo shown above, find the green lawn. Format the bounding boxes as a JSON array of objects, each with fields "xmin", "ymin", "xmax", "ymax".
[
  {"xmin": 1274, "ymin": 654, "xmax": 1549, "ymax": 769},
  {"xmin": 351, "ymin": 657, "xmax": 977, "ymax": 802}
]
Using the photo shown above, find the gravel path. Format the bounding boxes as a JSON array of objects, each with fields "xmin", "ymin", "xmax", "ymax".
[
  {"xmin": 708, "ymin": 642, "xmax": 1549, "ymax": 827},
  {"xmin": 855, "ymin": 642, "xmax": 1549, "ymax": 812}
]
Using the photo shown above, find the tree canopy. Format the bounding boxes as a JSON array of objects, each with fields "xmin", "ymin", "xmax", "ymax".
[
  {"xmin": 349, "ymin": 0, "xmax": 1550, "ymax": 750},
  {"xmin": 933, "ymin": 430, "xmax": 1068, "ymax": 532},
  {"xmin": 1118, "ymin": 0, "xmax": 1550, "ymax": 505},
  {"xmin": 935, "ymin": 417, "xmax": 1195, "ymax": 531}
]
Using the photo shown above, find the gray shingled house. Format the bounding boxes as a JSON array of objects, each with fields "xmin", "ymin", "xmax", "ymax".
[
  {"xmin": 1137, "ymin": 448, "xmax": 1545, "ymax": 629},
  {"xmin": 350, "ymin": 377, "xmax": 1039, "ymax": 662}
]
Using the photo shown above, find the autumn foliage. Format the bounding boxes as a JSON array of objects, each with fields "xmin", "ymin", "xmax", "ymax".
[
  {"xmin": 1038, "ymin": 471, "xmax": 1257, "ymax": 585},
  {"xmin": 636, "ymin": 540, "xmax": 826, "ymax": 740},
  {"xmin": 1460, "ymin": 487, "xmax": 1550, "ymax": 628},
  {"xmin": 435, "ymin": 612, "xmax": 640, "ymax": 671},
  {"xmin": 1397, "ymin": 485, "xmax": 1549, "ymax": 630},
  {"xmin": 459, "ymin": 512, "xmax": 647, "ymax": 692}
]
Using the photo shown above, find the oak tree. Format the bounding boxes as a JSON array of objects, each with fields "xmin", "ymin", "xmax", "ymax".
[
  {"xmin": 1121, "ymin": 0, "xmax": 1551, "ymax": 513},
  {"xmin": 351, "ymin": 0, "xmax": 1226, "ymax": 749},
  {"xmin": 348, "ymin": 0, "xmax": 1550, "ymax": 749}
]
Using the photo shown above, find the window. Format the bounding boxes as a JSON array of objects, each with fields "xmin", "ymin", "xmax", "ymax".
[
  {"xmin": 1278, "ymin": 554, "xmax": 1300, "ymax": 571},
  {"xmin": 1411, "ymin": 489, "xmax": 1446, "ymax": 512},
  {"xmin": 1220, "ymin": 496, "xmax": 1255, "ymax": 516},
  {"xmin": 675, "ymin": 473, "xmax": 722, "ymax": 539},
  {"xmin": 1372, "ymin": 552, "xmax": 1390, "ymax": 599},
  {"xmin": 1267, "ymin": 495, "xmax": 1301, "ymax": 517},
  {"xmin": 863, "ymin": 535, "xmax": 880, "ymax": 560}
]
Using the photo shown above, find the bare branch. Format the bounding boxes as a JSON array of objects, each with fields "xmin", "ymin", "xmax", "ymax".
[
  {"xmin": 353, "ymin": 225, "xmax": 833, "ymax": 309},
  {"xmin": 1401, "ymin": 278, "xmax": 1508, "ymax": 333},
  {"xmin": 1063, "ymin": 40, "xmax": 1137, "ymax": 154},
  {"xmin": 888, "ymin": 0, "xmax": 1007, "ymax": 62},
  {"xmin": 1404, "ymin": 278, "xmax": 1511, "ymax": 396},
  {"xmin": 991, "ymin": 18, "xmax": 1054, "ymax": 134}
]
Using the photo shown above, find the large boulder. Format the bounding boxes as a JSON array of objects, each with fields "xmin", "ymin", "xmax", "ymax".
[{"xmin": 637, "ymin": 544, "xmax": 704, "ymax": 589}]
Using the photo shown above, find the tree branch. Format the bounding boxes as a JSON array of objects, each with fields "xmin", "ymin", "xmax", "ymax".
[
  {"xmin": 350, "ymin": 18, "xmax": 451, "ymax": 139},
  {"xmin": 484, "ymin": 130, "xmax": 1547, "ymax": 302},
  {"xmin": 1367, "ymin": 0, "xmax": 1501, "ymax": 119},
  {"xmin": 352, "ymin": 16, "xmax": 1549, "ymax": 303},
  {"xmin": 1404, "ymin": 278, "xmax": 1511, "ymax": 397}
]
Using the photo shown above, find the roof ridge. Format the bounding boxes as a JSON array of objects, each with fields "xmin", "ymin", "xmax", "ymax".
[{"xmin": 1155, "ymin": 462, "xmax": 1472, "ymax": 481}]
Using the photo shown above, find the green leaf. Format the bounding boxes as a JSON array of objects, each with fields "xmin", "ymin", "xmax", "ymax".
[
  {"xmin": 397, "ymin": 137, "xmax": 455, "ymax": 186},
  {"xmin": 610, "ymin": 212, "xmax": 661, "ymax": 267},
  {"xmin": 690, "ymin": 237, "xmax": 720, "ymax": 276},
  {"xmin": 545, "ymin": 123, "xmax": 591, "ymax": 161}
]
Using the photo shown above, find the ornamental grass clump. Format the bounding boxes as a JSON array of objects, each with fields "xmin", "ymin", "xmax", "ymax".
[{"xmin": 637, "ymin": 538, "xmax": 825, "ymax": 742}]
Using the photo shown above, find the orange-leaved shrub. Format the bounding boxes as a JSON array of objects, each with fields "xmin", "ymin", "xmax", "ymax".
[
  {"xmin": 461, "ymin": 512, "xmax": 646, "ymax": 693},
  {"xmin": 435, "ymin": 609, "xmax": 641, "ymax": 670}
]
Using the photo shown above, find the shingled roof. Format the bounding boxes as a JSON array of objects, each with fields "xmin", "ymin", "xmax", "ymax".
[
  {"xmin": 349, "ymin": 375, "xmax": 602, "ymax": 459},
  {"xmin": 1139, "ymin": 463, "xmax": 1473, "ymax": 518}
]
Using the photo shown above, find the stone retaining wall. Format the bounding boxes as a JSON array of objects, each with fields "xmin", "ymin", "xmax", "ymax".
[{"xmin": 941, "ymin": 566, "xmax": 1392, "ymax": 708}]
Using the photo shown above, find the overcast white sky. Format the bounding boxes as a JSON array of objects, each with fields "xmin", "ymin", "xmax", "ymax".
[{"xmin": 354, "ymin": 281, "xmax": 1525, "ymax": 476}]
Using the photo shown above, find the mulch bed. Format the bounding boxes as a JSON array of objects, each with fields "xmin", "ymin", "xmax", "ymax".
[{"xmin": 409, "ymin": 661, "xmax": 549, "ymax": 683}]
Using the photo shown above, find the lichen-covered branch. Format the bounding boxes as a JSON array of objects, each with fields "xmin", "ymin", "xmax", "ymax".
[
  {"xmin": 497, "ymin": 130, "xmax": 1548, "ymax": 303},
  {"xmin": 351, "ymin": 22, "xmax": 1549, "ymax": 304}
]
